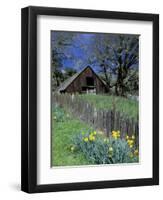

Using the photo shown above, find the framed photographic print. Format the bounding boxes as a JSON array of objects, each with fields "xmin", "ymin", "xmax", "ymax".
[{"xmin": 21, "ymin": 6, "xmax": 159, "ymax": 193}]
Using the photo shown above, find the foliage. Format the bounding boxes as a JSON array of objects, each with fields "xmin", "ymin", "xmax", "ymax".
[
  {"xmin": 93, "ymin": 34, "xmax": 139, "ymax": 96},
  {"xmin": 64, "ymin": 67, "xmax": 77, "ymax": 79},
  {"xmin": 52, "ymin": 104, "xmax": 70, "ymax": 122},
  {"xmin": 52, "ymin": 105, "xmax": 139, "ymax": 166},
  {"xmin": 51, "ymin": 32, "xmax": 76, "ymax": 90},
  {"xmin": 72, "ymin": 130, "xmax": 139, "ymax": 164},
  {"xmin": 52, "ymin": 105, "xmax": 93, "ymax": 166}
]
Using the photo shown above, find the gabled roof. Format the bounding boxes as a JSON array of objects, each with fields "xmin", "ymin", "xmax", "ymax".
[{"xmin": 56, "ymin": 66, "xmax": 107, "ymax": 92}]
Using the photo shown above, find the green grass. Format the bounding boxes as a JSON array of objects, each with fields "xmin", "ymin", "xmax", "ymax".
[
  {"xmin": 79, "ymin": 94, "xmax": 138, "ymax": 121},
  {"xmin": 51, "ymin": 107, "xmax": 92, "ymax": 166},
  {"xmin": 51, "ymin": 94, "xmax": 139, "ymax": 166}
]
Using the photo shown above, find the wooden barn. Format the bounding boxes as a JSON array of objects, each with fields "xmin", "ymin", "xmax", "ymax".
[{"xmin": 57, "ymin": 66, "xmax": 108, "ymax": 94}]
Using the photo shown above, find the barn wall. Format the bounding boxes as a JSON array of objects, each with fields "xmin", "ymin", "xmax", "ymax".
[{"xmin": 65, "ymin": 67, "xmax": 106, "ymax": 94}]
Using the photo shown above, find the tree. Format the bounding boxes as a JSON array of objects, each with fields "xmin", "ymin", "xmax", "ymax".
[
  {"xmin": 51, "ymin": 32, "xmax": 75, "ymax": 90},
  {"xmin": 64, "ymin": 67, "xmax": 77, "ymax": 79},
  {"xmin": 93, "ymin": 34, "xmax": 139, "ymax": 96},
  {"xmin": 109, "ymin": 35, "xmax": 139, "ymax": 96}
]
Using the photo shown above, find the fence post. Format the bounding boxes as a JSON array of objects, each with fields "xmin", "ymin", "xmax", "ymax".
[{"xmin": 53, "ymin": 94, "xmax": 139, "ymax": 142}]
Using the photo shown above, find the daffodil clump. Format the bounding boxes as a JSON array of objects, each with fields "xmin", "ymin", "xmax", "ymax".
[
  {"xmin": 125, "ymin": 134, "xmax": 136, "ymax": 148},
  {"xmin": 112, "ymin": 130, "xmax": 120, "ymax": 139},
  {"xmin": 83, "ymin": 137, "xmax": 89, "ymax": 142},
  {"xmin": 83, "ymin": 131, "xmax": 96, "ymax": 142},
  {"xmin": 72, "ymin": 130, "xmax": 139, "ymax": 164}
]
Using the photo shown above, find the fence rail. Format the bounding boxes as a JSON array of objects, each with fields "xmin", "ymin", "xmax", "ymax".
[{"xmin": 53, "ymin": 94, "xmax": 139, "ymax": 142}]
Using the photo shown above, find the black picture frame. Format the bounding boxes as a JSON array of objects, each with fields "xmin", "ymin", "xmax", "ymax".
[{"xmin": 21, "ymin": 6, "xmax": 159, "ymax": 193}]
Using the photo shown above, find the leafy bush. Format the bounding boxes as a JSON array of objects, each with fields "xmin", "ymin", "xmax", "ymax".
[
  {"xmin": 53, "ymin": 105, "xmax": 70, "ymax": 122},
  {"xmin": 72, "ymin": 130, "xmax": 138, "ymax": 164}
]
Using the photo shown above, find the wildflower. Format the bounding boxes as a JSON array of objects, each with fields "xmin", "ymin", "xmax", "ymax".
[
  {"xmin": 83, "ymin": 137, "xmax": 89, "ymax": 142},
  {"xmin": 108, "ymin": 147, "xmax": 113, "ymax": 152},
  {"xmin": 93, "ymin": 131, "xmax": 97, "ymax": 135},
  {"xmin": 108, "ymin": 147, "xmax": 113, "ymax": 158},
  {"xmin": 127, "ymin": 139, "xmax": 134, "ymax": 148},
  {"xmin": 117, "ymin": 130, "xmax": 120, "ymax": 136},
  {"xmin": 70, "ymin": 146, "xmax": 75, "ymax": 152},
  {"xmin": 112, "ymin": 130, "xmax": 120, "ymax": 139},
  {"xmin": 89, "ymin": 134, "xmax": 95, "ymax": 141},
  {"xmin": 134, "ymin": 149, "xmax": 139, "ymax": 156},
  {"xmin": 131, "ymin": 135, "xmax": 135, "ymax": 140},
  {"xmin": 126, "ymin": 135, "xmax": 129, "ymax": 140},
  {"xmin": 89, "ymin": 131, "xmax": 96, "ymax": 136}
]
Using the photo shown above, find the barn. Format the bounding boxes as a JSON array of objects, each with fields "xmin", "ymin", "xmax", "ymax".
[{"xmin": 56, "ymin": 66, "xmax": 108, "ymax": 94}]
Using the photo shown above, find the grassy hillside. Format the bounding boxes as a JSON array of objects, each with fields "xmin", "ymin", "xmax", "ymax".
[
  {"xmin": 51, "ymin": 106, "xmax": 92, "ymax": 166},
  {"xmin": 79, "ymin": 94, "xmax": 138, "ymax": 121}
]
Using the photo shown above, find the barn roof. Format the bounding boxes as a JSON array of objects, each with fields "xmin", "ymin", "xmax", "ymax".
[{"xmin": 56, "ymin": 66, "xmax": 107, "ymax": 92}]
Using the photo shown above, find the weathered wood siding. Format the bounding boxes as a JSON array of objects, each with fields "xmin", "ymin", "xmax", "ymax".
[{"xmin": 65, "ymin": 67, "xmax": 107, "ymax": 93}]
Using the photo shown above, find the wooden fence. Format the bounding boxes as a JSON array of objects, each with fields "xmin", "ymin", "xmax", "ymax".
[{"xmin": 53, "ymin": 94, "xmax": 139, "ymax": 142}]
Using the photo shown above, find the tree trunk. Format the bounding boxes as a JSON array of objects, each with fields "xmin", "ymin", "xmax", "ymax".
[{"xmin": 102, "ymin": 65, "xmax": 111, "ymax": 93}]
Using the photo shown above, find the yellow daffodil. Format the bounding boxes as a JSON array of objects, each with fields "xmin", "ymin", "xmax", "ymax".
[
  {"xmin": 134, "ymin": 149, "xmax": 139, "ymax": 156},
  {"xmin": 112, "ymin": 130, "xmax": 120, "ymax": 139},
  {"xmin": 93, "ymin": 131, "xmax": 97, "ymax": 135},
  {"xmin": 83, "ymin": 137, "xmax": 89, "ymax": 142},
  {"xmin": 127, "ymin": 139, "xmax": 134, "ymax": 145},
  {"xmin": 127, "ymin": 139, "xmax": 134, "ymax": 148},
  {"xmin": 108, "ymin": 147, "xmax": 113, "ymax": 158},
  {"xmin": 109, "ymin": 147, "xmax": 113, "ymax": 152},
  {"xmin": 112, "ymin": 131, "xmax": 116, "ymax": 138},
  {"xmin": 89, "ymin": 134, "xmax": 95, "ymax": 141},
  {"xmin": 131, "ymin": 135, "xmax": 135, "ymax": 140},
  {"xmin": 126, "ymin": 135, "xmax": 129, "ymax": 140}
]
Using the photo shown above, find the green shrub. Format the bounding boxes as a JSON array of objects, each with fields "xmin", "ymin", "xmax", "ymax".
[
  {"xmin": 72, "ymin": 130, "xmax": 138, "ymax": 164},
  {"xmin": 53, "ymin": 105, "xmax": 70, "ymax": 122}
]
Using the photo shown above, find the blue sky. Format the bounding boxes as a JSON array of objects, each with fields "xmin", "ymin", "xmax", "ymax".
[
  {"xmin": 51, "ymin": 31, "xmax": 139, "ymax": 73},
  {"xmin": 51, "ymin": 32, "xmax": 101, "ymax": 72}
]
